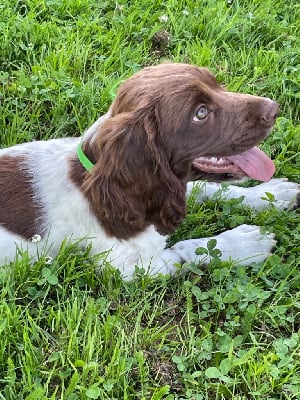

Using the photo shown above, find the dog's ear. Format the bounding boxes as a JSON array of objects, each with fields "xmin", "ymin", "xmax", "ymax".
[{"xmin": 82, "ymin": 110, "xmax": 186, "ymax": 240}]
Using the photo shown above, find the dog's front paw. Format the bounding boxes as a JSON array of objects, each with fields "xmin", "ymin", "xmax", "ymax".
[
  {"xmin": 243, "ymin": 178, "xmax": 300, "ymax": 210},
  {"xmin": 172, "ymin": 224, "xmax": 276, "ymax": 267},
  {"xmin": 215, "ymin": 224, "xmax": 276, "ymax": 265}
]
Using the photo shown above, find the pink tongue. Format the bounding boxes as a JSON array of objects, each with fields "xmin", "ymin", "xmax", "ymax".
[{"xmin": 227, "ymin": 147, "xmax": 275, "ymax": 181}]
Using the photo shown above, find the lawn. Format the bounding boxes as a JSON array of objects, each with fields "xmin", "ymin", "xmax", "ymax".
[{"xmin": 0, "ymin": 0, "xmax": 300, "ymax": 399}]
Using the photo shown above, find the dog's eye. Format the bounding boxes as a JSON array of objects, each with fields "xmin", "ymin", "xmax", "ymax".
[{"xmin": 193, "ymin": 105, "xmax": 209, "ymax": 121}]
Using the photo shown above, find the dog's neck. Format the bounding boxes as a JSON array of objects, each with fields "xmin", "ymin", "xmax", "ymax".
[{"xmin": 82, "ymin": 109, "xmax": 112, "ymax": 144}]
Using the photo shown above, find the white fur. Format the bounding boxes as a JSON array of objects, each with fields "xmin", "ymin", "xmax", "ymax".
[
  {"xmin": 0, "ymin": 116, "xmax": 298, "ymax": 280},
  {"xmin": 187, "ymin": 179, "xmax": 300, "ymax": 210}
]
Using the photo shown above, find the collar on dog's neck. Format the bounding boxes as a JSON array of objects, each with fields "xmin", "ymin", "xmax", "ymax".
[{"xmin": 77, "ymin": 140, "xmax": 95, "ymax": 171}]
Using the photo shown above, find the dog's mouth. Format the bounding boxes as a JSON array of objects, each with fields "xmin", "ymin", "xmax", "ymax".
[{"xmin": 193, "ymin": 146, "xmax": 275, "ymax": 182}]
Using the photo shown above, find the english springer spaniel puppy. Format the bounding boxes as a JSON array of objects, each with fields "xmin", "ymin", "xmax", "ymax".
[{"xmin": 0, "ymin": 63, "xmax": 299, "ymax": 279}]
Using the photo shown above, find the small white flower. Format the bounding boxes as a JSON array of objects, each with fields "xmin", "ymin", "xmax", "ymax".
[
  {"xmin": 247, "ymin": 12, "xmax": 254, "ymax": 19},
  {"xmin": 182, "ymin": 9, "xmax": 189, "ymax": 16},
  {"xmin": 45, "ymin": 256, "xmax": 53, "ymax": 265},
  {"xmin": 159, "ymin": 15, "xmax": 168, "ymax": 23},
  {"xmin": 115, "ymin": 2, "xmax": 124, "ymax": 11},
  {"xmin": 31, "ymin": 234, "xmax": 41, "ymax": 243}
]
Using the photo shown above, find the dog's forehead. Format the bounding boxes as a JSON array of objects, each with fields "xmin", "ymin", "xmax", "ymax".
[
  {"xmin": 196, "ymin": 68, "xmax": 220, "ymax": 86},
  {"xmin": 112, "ymin": 64, "xmax": 223, "ymax": 114},
  {"xmin": 131, "ymin": 64, "xmax": 219, "ymax": 84},
  {"xmin": 155, "ymin": 66, "xmax": 222, "ymax": 94}
]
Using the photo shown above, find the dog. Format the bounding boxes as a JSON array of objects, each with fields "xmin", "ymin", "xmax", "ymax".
[{"xmin": 0, "ymin": 63, "xmax": 299, "ymax": 279}]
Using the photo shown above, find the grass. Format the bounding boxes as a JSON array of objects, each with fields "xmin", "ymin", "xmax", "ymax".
[{"xmin": 0, "ymin": 0, "xmax": 300, "ymax": 398}]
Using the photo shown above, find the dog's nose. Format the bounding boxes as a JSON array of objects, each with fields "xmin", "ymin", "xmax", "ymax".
[{"xmin": 261, "ymin": 100, "xmax": 279, "ymax": 127}]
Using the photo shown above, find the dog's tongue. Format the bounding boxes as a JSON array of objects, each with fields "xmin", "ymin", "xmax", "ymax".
[{"xmin": 227, "ymin": 146, "xmax": 275, "ymax": 181}]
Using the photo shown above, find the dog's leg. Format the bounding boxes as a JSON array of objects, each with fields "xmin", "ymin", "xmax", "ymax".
[
  {"xmin": 143, "ymin": 224, "xmax": 276, "ymax": 278},
  {"xmin": 187, "ymin": 179, "xmax": 300, "ymax": 211},
  {"xmin": 169, "ymin": 224, "xmax": 276, "ymax": 267}
]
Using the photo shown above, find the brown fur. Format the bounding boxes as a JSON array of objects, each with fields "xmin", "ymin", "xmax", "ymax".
[
  {"xmin": 70, "ymin": 63, "xmax": 278, "ymax": 241},
  {"xmin": 0, "ymin": 155, "xmax": 45, "ymax": 239},
  {"xmin": 70, "ymin": 111, "xmax": 186, "ymax": 240}
]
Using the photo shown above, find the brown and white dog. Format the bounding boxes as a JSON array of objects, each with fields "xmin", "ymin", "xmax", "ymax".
[{"xmin": 0, "ymin": 63, "xmax": 299, "ymax": 279}]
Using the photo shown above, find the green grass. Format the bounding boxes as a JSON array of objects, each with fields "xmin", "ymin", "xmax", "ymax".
[{"xmin": 0, "ymin": 0, "xmax": 300, "ymax": 398}]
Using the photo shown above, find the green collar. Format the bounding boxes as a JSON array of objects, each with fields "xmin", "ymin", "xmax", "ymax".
[{"xmin": 77, "ymin": 140, "xmax": 95, "ymax": 171}]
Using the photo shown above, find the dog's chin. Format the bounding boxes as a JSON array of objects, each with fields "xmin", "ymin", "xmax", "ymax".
[
  {"xmin": 187, "ymin": 166, "xmax": 248, "ymax": 183},
  {"xmin": 188, "ymin": 156, "xmax": 248, "ymax": 183}
]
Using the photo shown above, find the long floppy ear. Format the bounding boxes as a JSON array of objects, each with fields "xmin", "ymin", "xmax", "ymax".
[{"xmin": 82, "ymin": 110, "xmax": 186, "ymax": 240}]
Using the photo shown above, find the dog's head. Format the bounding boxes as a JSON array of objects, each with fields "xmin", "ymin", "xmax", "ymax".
[
  {"xmin": 80, "ymin": 63, "xmax": 278, "ymax": 239},
  {"xmin": 110, "ymin": 63, "xmax": 278, "ymax": 181}
]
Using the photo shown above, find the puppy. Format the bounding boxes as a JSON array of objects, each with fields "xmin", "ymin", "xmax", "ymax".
[{"xmin": 0, "ymin": 63, "xmax": 299, "ymax": 279}]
